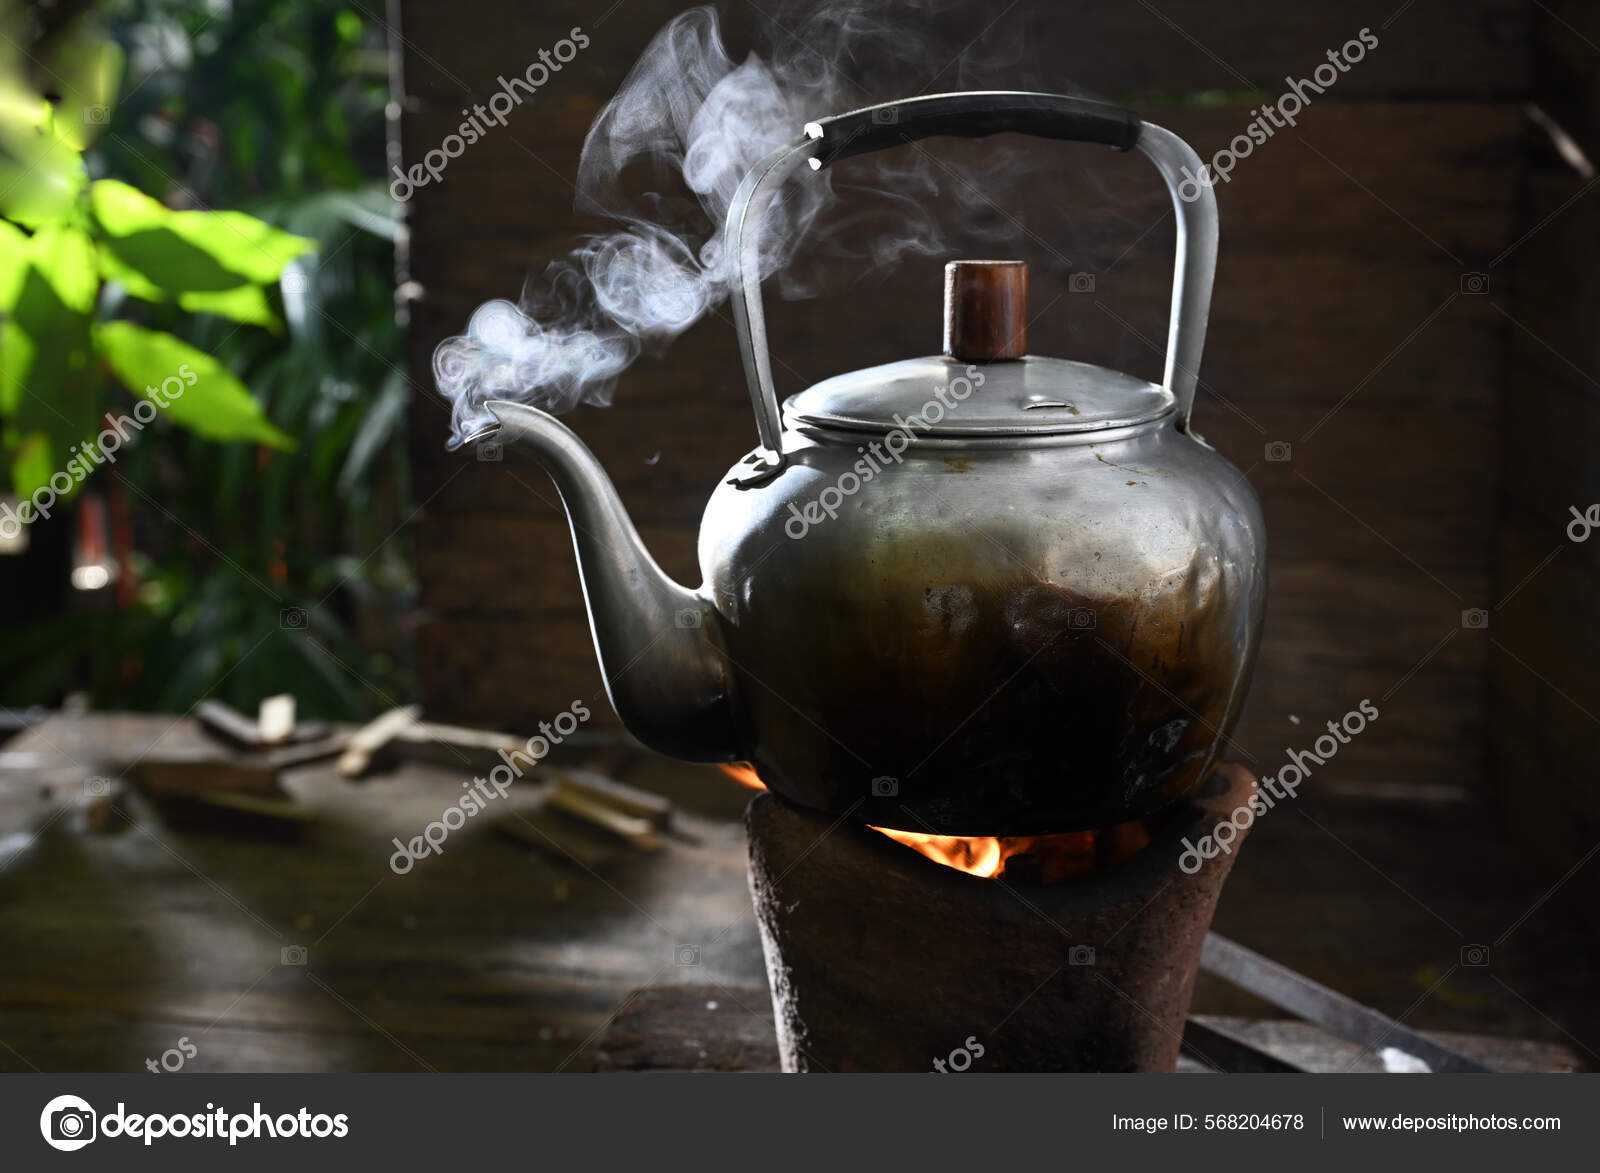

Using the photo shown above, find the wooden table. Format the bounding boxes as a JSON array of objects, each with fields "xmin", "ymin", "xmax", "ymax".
[
  {"xmin": 0, "ymin": 713, "xmax": 1592, "ymax": 1072},
  {"xmin": 0, "ymin": 713, "xmax": 765, "ymax": 1072},
  {"xmin": 594, "ymin": 986, "xmax": 1581, "ymax": 1073}
]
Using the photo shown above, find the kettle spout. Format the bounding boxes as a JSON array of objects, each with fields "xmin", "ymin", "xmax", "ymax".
[{"xmin": 483, "ymin": 400, "xmax": 737, "ymax": 762}]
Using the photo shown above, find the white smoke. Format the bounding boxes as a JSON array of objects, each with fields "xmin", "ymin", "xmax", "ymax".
[{"xmin": 432, "ymin": 2, "xmax": 1097, "ymax": 446}]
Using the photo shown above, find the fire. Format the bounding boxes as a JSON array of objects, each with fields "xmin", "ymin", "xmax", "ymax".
[
  {"xmin": 718, "ymin": 763, "xmax": 1113, "ymax": 881},
  {"xmin": 869, "ymin": 827, "xmax": 1007, "ymax": 878},
  {"xmin": 870, "ymin": 826, "xmax": 1106, "ymax": 881},
  {"xmin": 719, "ymin": 762, "xmax": 766, "ymax": 790}
]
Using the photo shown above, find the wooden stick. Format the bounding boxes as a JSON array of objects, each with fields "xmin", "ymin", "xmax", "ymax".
[
  {"xmin": 544, "ymin": 787, "xmax": 660, "ymax": 851},
  {"xmin": 135, "ymin": 756, "xmax": 285, "ymax": 796},
  {"xmin": 196, "ymin": 699, "xmax": 265, "ymax": 750},
  {"xmin": 267, "ymin": 732, "xmax": 350, "ymax": 770},
  {"xmin": 198, "ymin": 697, "xmax": 327, "ymax": 750},
  {"xmin": 256, "ymin": 695, "xmax": 297, "ymax": 746},
  {"xmin": 550, "ymin": 767, "xmax": 672, "ymax": 828},
  {"xmin": 337, "ymin": 704, "xmax": 422, "ymax": 777},
  {"xmin": 386, "ymin": 721, "xmax": 525, "ymax": 773}
]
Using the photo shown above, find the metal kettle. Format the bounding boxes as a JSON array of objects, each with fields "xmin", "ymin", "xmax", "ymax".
[{"xmin": 482, "ymin": 92, "xmax": 1266, "ymax": 835}]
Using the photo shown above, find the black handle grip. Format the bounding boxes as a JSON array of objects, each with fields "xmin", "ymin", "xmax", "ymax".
[{"xmin": 804, "ymin": 91, "xmax": 1142, "ymax": 169}]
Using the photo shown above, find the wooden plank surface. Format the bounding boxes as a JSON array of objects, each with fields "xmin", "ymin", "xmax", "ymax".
[
  {"xmin": 0, "ymin": 714, "xmax": 763, "ymax": 1073},
  {"xmin": 0, "ymin": 714, "xmax": 1595, "ymax": 1072},
  {"xmin": 593, "ymin": 985, "xmax": 1582, "ymax": 1073}
]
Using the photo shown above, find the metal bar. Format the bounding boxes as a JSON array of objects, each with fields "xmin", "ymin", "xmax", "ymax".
[
  {"xmin": 1182, "ymin": 1016, "xmax": 1306, "ymax": 1073},
  {"xmin": 1201, "ymin": 932, "xmax": 1494, "ymax": 1073}
]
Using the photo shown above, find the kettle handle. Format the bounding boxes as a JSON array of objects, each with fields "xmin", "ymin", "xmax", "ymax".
[{"xmin": 724, "ymin": 91, "xmax": 1219, "ymax": 481}]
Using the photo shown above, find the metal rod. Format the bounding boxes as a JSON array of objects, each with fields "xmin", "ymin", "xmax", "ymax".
[
  {"xmin": 1201, "ymin": 932, "xmax": 1494, "ymax": 1073},
  {"xmin": 1182, "ymin": 1016, "xmax": 1306, "ymax": 1073}
]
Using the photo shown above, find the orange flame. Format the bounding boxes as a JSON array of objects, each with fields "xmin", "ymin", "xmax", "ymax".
[
  {"xmin": 869, "ymin": 827, "xmax": 1007, "ymax": 877},
  {"xmin": 719, "ymin": 762, "xmax": 766, "ymax": 790},
  {"xmin": 719, "ymin": 762, "xmax": 1111, "ymax": 881}
]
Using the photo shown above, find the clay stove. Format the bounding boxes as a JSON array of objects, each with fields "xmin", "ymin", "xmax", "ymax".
[{"xmin": 739, "ymin": 765, "xmax": 1257, "ymax": 1073}]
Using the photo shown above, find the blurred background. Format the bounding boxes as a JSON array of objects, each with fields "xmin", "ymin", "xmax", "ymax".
[
  {"xmin": 0, "ymin": 0, "xmax": 1596, "ymax": 1071},
  {"xmin": 1, "ymin": 0, "xmax": 410, "ymax": 721}
]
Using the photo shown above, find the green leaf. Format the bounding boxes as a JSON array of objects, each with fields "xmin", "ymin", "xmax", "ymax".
[
  {"xmin": 2, "ymin": 228, "xmax": 99, "ymax": 485},
  {"xmin": 335, "ymin": 9, "xmax": 364, "ymax": 43},
  {"xmin": 177, "ymin": 210, "xmax": 316, "ymax": 283},
  {"xmin": 90, "ymin": 180, "xmax": 315, "ymax": 291},
  {"xmin": 11, "ymin": 432, "xmax": 58, "ymax": 501},
  {"xmin": 178, "ymin": 284, "xmax": 283, "ymax": 331},
  {"xmin": 37, "ymin": 24, "xmax": 123, "ymax": 151},
  {"xmin": 91, "ymin": 191, "xmax": 276, "ymax": 303},
  {"xmin": 87, "ymin": 180, "xmax": 166, "ymax": 234},
  {"xmin": 97, "ymin": 225, "xmax": 265, "ymax": 294},
  {"xmin": 0, "ymin": 316, "xmax": 32, "ymax": 417},
  {"xmin": 94, "ymin": 244, "xmax": 166, "ymax": 299},
  {"xmin": 0, "ymin": 88, "xmax": 87, "ymax": 227},
  {"xmin": 27, "ymin": 224, "xmax": 98, "ymax": 313},
  {"xmin": 92, "ymin": 322, "xmax": 295, "ymax": 450},
  {"xmin": 0, "ymin": 219, "xmax": 27, "ymax": 309}
]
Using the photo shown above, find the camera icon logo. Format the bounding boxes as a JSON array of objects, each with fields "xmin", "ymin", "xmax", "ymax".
[
  {"xmin": 280, "ymin": 606, "xmax": 308, "ymax": 631},
  {"xmin": 83, "ymin": 105, "xmax": 110, "ymax": 125},
  {"xmin": 674, "ymin": 609, "xmax": 701, "ymax": 628},
  {"xmin": 84, "ymin": 776, "xmax": 112, "ymax": 798},
  {"xmin": 870, "ymin": 105, "xmax": 900, "ymax": 125},
  {"xmin": 871, "ymin": 776, "xmax": 899, "ymax": 797},
  {"xmin": 675, "ymin": 944, "xmax": 701, "ymax": 966},
  {"xmin": 1068, "ymin": 944, "xmax": 1096, "ymax": 966},
  {"xmin": 281, "ymin": 945, "xmax": 308, "ymax": 965},
  {"xmin": 1461, "ymin": 608, "xmax": 1489, "ymax": 629},
  {"xmin": 476, "ymin": 440, "xmax": 502, "ymax": 462},
  {"xmin": 280, "ymin": 271, "xmax": 309, "ymax": 295},
  {"xmin": 1067, "ymin": 607, "xmax": 1096, "ymax": 630},
  {"xmin": 1068, "ymin": 272, "xmax": 1096, "ymax": 294},
  {"xmin": 1459, "ymin": 272, "xmax": 1490, "ymax": 295},
  {"xmin": 1265, "ymin": 441, "xmax": 1292, "ymax": 462},
  {"xmin": 1460, "ymin": 944, "xmax": 1490, "ymax": 967},
  {"xmin": 40, "ymin": 1094, "xmax": 96, "ymax": 1151}
]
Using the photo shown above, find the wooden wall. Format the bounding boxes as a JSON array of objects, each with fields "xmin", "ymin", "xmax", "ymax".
[
  {"xmin": 1487, "ymin": 0, "xmax": 1600, "ymax": 901},
  {"xmin": 396, "ymin": 1, "xmax": 1547, "ymax": 801}
]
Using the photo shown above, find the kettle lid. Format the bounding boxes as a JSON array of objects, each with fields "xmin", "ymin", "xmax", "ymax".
[
  {"xmin": 784, "ymin": 261, "xmax": 1173, "ymax": 438},
  {"xmin": 784, "ymin": 354, "xmax": 1175, "ymax": 437}
]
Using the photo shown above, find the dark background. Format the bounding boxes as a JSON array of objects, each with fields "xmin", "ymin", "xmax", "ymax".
[{"xmin": 402, "ymin": 0, "xmax": 1596, "ymax": 918}]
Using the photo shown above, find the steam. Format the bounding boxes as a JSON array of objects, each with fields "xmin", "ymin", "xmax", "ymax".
[{"xmin": 432, "ymin": 2, "xmax": 1058, "ymax": 446}]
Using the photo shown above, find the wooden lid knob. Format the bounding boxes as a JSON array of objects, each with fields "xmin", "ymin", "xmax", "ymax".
[{"xmin": 943, "ymin": 260, "xmax": 1027, "ymax": 362}]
